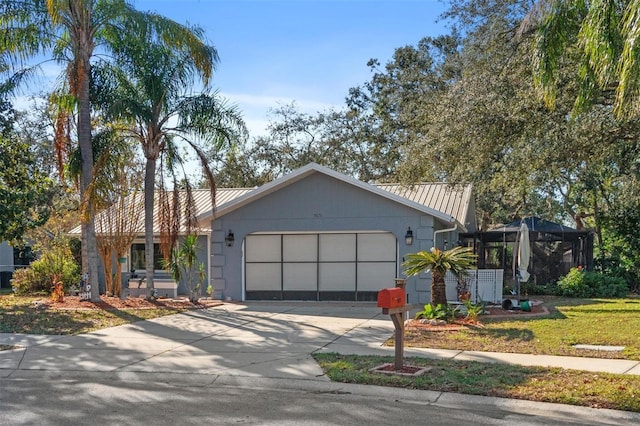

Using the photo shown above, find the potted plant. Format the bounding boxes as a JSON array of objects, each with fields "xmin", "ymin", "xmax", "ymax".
[{"xmin": 403, "ymin": 246, "xmax": 476, "ymax": 306}]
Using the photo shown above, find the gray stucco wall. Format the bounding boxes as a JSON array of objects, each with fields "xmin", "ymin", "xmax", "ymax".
[
  {"xmin": 0, "ymin": 241, "xmax": 13, "ymax": 272},
  {"xmin": 211, "ymin": 173, "xmax": 457, "ymax": 304}
]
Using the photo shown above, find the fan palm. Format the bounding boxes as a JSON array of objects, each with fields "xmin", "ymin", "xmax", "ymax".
[{"xmin": 403, "ymin": 246, "xmax": 477, "ymax": 306}]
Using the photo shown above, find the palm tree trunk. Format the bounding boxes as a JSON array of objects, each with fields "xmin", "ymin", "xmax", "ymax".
[
  {"xmin": 431, "ymin": 271, "xmax": 448, "ymax": 306},
  {"xmin": 145, "ymin": 156, "xmax": 156, "ymax": 297},
  {"xmin": 77, "ymin": 47, "xmax": 100, "ymax": 302}
]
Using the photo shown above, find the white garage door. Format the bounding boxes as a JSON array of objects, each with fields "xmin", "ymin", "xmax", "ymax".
[{"xmin": 245, "ymin": 232, "xmax": 397, "ymax": 301}]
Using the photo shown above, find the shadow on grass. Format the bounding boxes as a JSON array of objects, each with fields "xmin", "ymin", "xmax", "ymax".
[
  {"xmin": 0, "ymin": 296, "xmax": 188, "ymax": 335},
  {"xmin": 312, "ymin": 353, "xmax": 640, "ymax": 413},
  {"xmin": 0, "ymin": 305, "xmax": 96, "ymax": 334}
]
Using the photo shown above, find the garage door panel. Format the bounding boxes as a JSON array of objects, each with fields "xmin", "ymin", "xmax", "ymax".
[
  {"xmin": 283, "ymin": 235, "xmax": 317, "ymax": 262},
  {"xmin": 283, "ymin": 263, "xmax": 317, "ymax": 290},
  {"xmin": 245, "ymin": 232, "xmax": 396, "ymax": 300},
  {"xmin": 358, "ymin": 233, "xmax": 396, "ymax": 261},
  {"xmin": 319, "ymin": 262, "xmax": 356, "ymax": 291},
  {"xmin": 246, "ymin": 235, "xmax": 281, "ymax": 262},
  {"xmin": 357, "ymin": 262, "xmax": 397, "ymax": 291},
  {"xmin": 319, "ymin": 234, "xmax": 356, "ymax": 262},
  {"xmin": 246, "ymin": 263, "xmax": 281, "ymax": 290}
]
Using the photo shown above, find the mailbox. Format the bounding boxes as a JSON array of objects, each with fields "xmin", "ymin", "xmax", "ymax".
[{"xmin": 377, "ymin": 287, "xmax": 405, "ymax": 309}]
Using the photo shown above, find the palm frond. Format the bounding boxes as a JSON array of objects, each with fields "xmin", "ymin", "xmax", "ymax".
[{"xmin": 403, "ymin": 246, "xmax": 476, "ymax": 278}]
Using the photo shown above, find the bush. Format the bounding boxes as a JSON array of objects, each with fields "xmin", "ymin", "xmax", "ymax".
[
  {"xmin": 11, "ymin": 249, "xmax": 80, "ymax": 295},
  {"xmin": 414, "ymin": 303, "xmax": 459, "ymax": 322},
  {"xmin": 557, "ymin": 268, "xmax": 628, "ymax": 298}
]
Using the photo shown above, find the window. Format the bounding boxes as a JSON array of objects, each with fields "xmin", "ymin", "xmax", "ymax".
[
  {"xmin": 130, "ymin": 243, "xmax": 164, "ymax": 271},
  {"xmin": 13, "ymin": 246, "xmax": 35, "ymax": 266}
]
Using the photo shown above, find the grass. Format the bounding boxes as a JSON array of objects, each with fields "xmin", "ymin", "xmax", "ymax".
[
  {"xmin": 399, "ymin": 297, "xmax": 640, "ymax": 360},
  {"xmin": 0, "ymin": 295, "xmax": 190, "ymax": 335},
  {"xmin": 313, "ymin": 353, "xmax": 640, "ymax": 412}
]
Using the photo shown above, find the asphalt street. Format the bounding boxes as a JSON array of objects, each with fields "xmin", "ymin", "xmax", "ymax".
[{"xmin": 1, "ymin": 372, "xmax": 634, "ymax": 426}]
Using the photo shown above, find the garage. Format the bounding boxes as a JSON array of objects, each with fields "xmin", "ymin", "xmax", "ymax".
[{"xmin": 245, "ymin": 232, "xmax": 397, "ymax": 301}]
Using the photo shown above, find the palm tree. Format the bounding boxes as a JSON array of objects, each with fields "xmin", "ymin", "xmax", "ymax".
[
  {"xmin": 166, "ymin": 234, "xmax": 206, "ymax": 303},
  {"xmin": 520, "ymin": 0, "xmax": 640, "ymax": 118},
  {"xmin": 1, "ymin": 0, "xmax": 222, "ymax": 301},
  {"xmin": 92, "ymin": 30, "xmax": 246, "ymax": 295},
  {"xmin": 403, "ymin": 246, "xmax": 476, "ymax": 306}
]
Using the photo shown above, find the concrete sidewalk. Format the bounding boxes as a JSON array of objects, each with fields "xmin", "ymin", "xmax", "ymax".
[{"xmin": 2, "ymin": 301, "xmax": 640, "ymax": 378}]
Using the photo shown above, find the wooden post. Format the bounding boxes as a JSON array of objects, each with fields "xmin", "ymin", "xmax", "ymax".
[{"xmin": 383, "ymin": 305, "xmax": 412, "ymax": 371}]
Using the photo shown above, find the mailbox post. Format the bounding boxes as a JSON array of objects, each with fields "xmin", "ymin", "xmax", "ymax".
[{"xmin": 377, "ymin": 287, "xmax": 412, "ymax": 371}]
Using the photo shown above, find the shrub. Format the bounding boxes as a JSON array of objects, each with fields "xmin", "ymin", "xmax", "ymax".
[
  {"xmin": 414, "ymin": 303, "xmax": 459, "ymax": 322},
  {"xmin": 525, "ymin": 284, "xmax": 557, "ymax": 296},
  {"xmin": 462, "ymin": 299, "xmax": 484, "ymax": 323},
  {"xmin": 12, "ymin": 249, "xmax": 80, "ymax": 295},
  {"xmin": 557, "ymin": 268, "xmax": 628, "ymax": 298}
]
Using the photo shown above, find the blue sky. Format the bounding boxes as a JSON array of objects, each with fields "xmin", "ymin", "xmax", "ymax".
[{"xmin": 135, "ymin": 0, "xmax": 449, "ymax": 137}]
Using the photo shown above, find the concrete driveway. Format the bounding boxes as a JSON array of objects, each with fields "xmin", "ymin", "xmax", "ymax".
[
  {"xmin": 3, "ymin": 301, "xmax": 640, "ymax": 379},
  {"xmin": 0, "ymin": 302, "xmax": 395, "ymax": 380}
]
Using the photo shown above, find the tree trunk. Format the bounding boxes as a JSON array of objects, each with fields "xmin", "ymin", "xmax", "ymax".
[
  {"xmin": 98, "ymin": 245, "xmax": 113, "ymax": 295},
  {"xmin": 431, "ymin": 271, "xmax": 447, "ymax": 306},
  {"xmin": 145, "ymin": 156, "xmax": 156, "ymax": 297},
  {"xmin": 76, "ymin": 42, "xmax": 100, "ymax": 302},
  {"xmin": 114, "ymin": 252, "xmax": 123, "ymax": 298}
]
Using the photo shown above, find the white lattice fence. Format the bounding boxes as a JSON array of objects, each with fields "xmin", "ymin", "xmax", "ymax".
[{"xmin": 445, "ymin": 269, "xmax": 503, "ymax": 304}]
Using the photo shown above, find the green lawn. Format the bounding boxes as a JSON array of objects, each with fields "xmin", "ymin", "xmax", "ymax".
[
  {"xmin": 313, "ymin": 353, "xmax": 640, "ymax": 412},
  {"xmin": 400, "ymin": 297, "xmax": 640, "ymax": 360}
]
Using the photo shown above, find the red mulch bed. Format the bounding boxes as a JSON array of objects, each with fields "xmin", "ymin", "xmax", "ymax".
[
  {"xmin": 41, "ymin": 295, "xmax": 223, "ymax": 310},
  {"xmin": 406, "ymin": 300, "xmax": 550, "ymax": 331}
]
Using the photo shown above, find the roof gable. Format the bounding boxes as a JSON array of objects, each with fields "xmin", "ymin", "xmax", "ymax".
[{"xmin": 201, "ymin": 163, "xmax": 464, "ymax": 229}]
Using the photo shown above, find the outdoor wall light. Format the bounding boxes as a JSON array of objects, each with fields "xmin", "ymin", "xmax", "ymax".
[
  {"xmin": 225, "ymin": 230, "xmax": 235, "ymax": 247},
  {"xmin": 405, "ymin": 227, "xmax": 414, "ymax": 245}
]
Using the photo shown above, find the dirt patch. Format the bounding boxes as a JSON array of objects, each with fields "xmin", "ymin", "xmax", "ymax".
[
  {"xmin": 369, "ymin": 362, "xmax": 431, "ymax": 376},
  {"xmin": 33, "ymin": 295, "xmax": 223, "ymax": 311},
  {"xmin": 0, "ymin": 344, "xmax": 22, "ymax": 351}
]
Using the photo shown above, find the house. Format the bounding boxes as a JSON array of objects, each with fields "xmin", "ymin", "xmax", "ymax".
[
  {"xmin": 0, "ymin": 241, "xmax": 14, "ymax": 288},
  {"xmin": 0, "ymin": 241, "xmax": 35, "ymax": 289},
  {"xmin": 80, "ymin": 163, "xmax": 477, "ymax": 304}
]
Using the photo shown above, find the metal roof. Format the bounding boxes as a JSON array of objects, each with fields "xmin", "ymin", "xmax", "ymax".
[
  {"xmin": 68, "ymin": 188, "xmax": 252, "ymax": 236},
  {"xmin": 375, "ymin": 183, "xmax": 473, "ymax": 226},
  {"xmin": 69, "ymin": 165, "xmax": 474, "ymax": 236}
]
